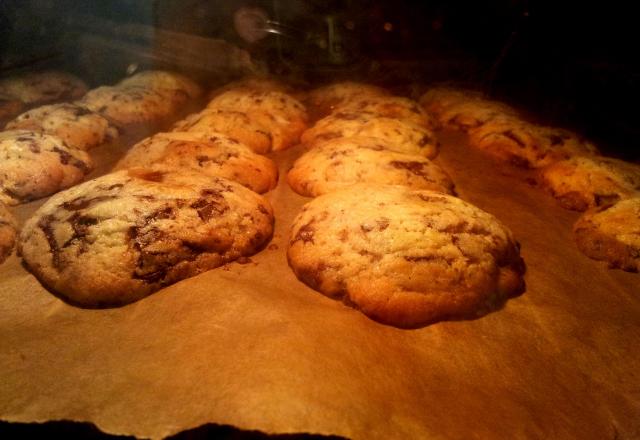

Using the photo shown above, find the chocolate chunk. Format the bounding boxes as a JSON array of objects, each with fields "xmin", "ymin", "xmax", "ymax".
[
  {"xmin": 133, "ymin": 170, "xmax": 166, "ymax": 182},
  {"xmin": 418, "ymin": 135, "xmax": 433, "ymax": 147},
  {"xmin": 293, "ymin": 222, "xmax": 315, "ymax": 244},
  {"xmin": 62, "ymin": 195, "xmax": 116, "ymax": 211},
  {"xmin": 389, "ymin": 160, "xmax": 427, "ymax": 177},
  {"xmin": 258, "ymin": 204, "xmax": 270, "ymax": 216},
  {"xmin": 502, "ymin": 130, "xmax": 526, "ymax": 148},
  {"xmin": 52, "ymin": 147, "xmax": 90, "ymax": 173},
  {"xmin": 63, "ymin": 213, "xmax": 98, "ymax": 251},
  {"xmin": 71, "ymin": 106, "xmax": 94, "ymax": 117},
  {"xmin": 37, "ymin": 215, "xmax": 61, "ymax": 269},
  {"xmin": 190, "ymin": 197, "xmax": 228, "ymax": 221}
]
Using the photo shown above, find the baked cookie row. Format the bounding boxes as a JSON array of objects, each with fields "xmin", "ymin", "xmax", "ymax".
[
  {"xmin": 286, "ymin": 81, "xmax": 525, "ymax": 328},
  {"xmin": 419, "ymin": 85, "xmax": 640, "ymax": 272},
  {"xmin": 17, "ymin": 76, "xmax": 308, "ymax": 304}
]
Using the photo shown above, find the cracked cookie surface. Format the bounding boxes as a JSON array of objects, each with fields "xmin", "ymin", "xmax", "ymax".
[
  {"xmin": 540, "ymin": 156, "xmax": 640, "ymax": 211},
  {"xmin": 287, "ymin": 184, "xmax": 525, "ymax": 328},
  {"xmin": 173, "ymin": 109, "xmax": 273, "ymax": 154},
  {"xmin": 19, "ymin": 168, "xmax": 275, "ymax": 307},
  {"xmin": 80, "ymin": 86, "xmax": 179, "ymax": 127},
  {"xmin": 0, "ymin": 130, "xmax": 93, "ymax": 205},
  {"xmin": 118, "ymin": 70, "xmax": 202, "ymax": 100},
  {"xmin": 288, "ymin": 143, "xmax": 453, "ymax": 197},
  {"xmin": 115, "ymin": 131, "xmax": 278, "ymax": 193},
  {"xmin": 0, "ymin": 71, "xmax": 87, "ymax": 105},
  {"xmin": 573, "ymin": 197, "xmax": 640, "ymax": 272},
  {"xmin": 300, "ymin": 111, "xmax": 439, "ymax": 158},
  {"xmin": 333, "ymin": 95, "xmax": 438, "ymax": 129},
  {"xmin": 6, "ymin": 103, "xmax": 119, "ymax": 150},
  {"xmin": 305, "ymin": 81, "xmax": 389, "ymax": 116},
  {"xmin": 468, "ymin": 117, "xmax": 598, "ymax": 168},
  {"xmin": 206, "ymin": 90, "xmax": 308, "ymax": 151}
]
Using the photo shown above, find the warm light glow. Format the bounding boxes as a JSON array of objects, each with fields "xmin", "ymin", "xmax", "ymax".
[{"xmin": 383, "ymin": 22, "xmax": 393, "ymax": 32}]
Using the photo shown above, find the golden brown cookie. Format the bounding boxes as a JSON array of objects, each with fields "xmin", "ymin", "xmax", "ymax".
[
  {"xmin": 437, "ymin": 99, "xmax": 519, "ymax": 132},
  {"xmin": 573, "ymin": 197, "xmax": 640, "ymax": 272},
  {"xmin": 19, "ymin": 168, "xmax": 275, "ymax": 307},
  {"xmin": 6, "ymin": 103, "xmax": 119, "ymax": 150},
  {"xmin": 118, "ymin": 70, "xmax": 203, "ymax": 100},
  {"xmin": 172, "ymin": 109, "xmax": 273, "ymax": 154},
  {"xmin": 300, "ymin": 111, "xmax": 439, "ymax": 159},
  {"xmin": 114, "ymin": 131, "xmax": 278, "ymax": 193},
  {"xmin": 206, "ymin": 90, "xmax": 308, "ymax": 150},
  {"xmin": 418, "ymin": 86, "xmax": 483, "ymax": 116},
  {"xmin": 468, "ymin": 117, "xmax": 599, "ymax": 168},
  {"xmin": 0, "ymin": 130, "xmax": 93, "ymax": 205},
  {"xmin": 540, "ymin": 156, "xmax": 640, "ymax": 211},
  {"xmin": 0, "ymin": 71, "xmax": 87, "ymax": 105},
  {"xmin": 306, "ymin": 135, "xmax": 438, "ymax": 159},
  {"xmin": 0, "ymin": 201, "xmax": 17, "ymax": 264},
  {"xmin": 334, "ymin": 95, "xmax": 438, "ymax": 129},
  {"xmin": 80, "ymin": 85, "xmax": 178, "ymax": 127},
  {"xmin": 208, "ymin": 76, "xmax": 294, "ymax": 100},
  {"xmin": 287, "ymin": 184, "xmax": 525, "ymax": 328},
  {"xmin": 287, "ymin": 143, "xmax": 454, "ymax": 197},
  {"xmin": 305, "ymin": 81, "xmax": 389, "ymax": 117}
]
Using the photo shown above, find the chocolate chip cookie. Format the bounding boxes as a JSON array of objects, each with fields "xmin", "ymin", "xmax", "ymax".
[
  {"xmin": 305, "ymin": 81, "xmax": 389, "ymax": 116},
  {"xmin": 80, "ymin": 86, "xmax": 178, "ymax": 127},
  {"xmin": 437, "ymin": 100, "xmax": 519, "ymax": 132},
  {"xmin": 0, "ymin": 130, "xmax": 93, "ymax": 205},
  {"xmin": 573, "ymin": 197, "xmax": 640, "ymax": 272},
  {"xmin": 305, "ymin": 135, "xmax": 438, "ymax": 159},
  {"xmin": 468, "ymin": 117, "xmax": 599, "ymax": 168},
  {"xmin": 287, "ymin": 144, "xmax": 454, "ymax": 197},
  {"xmin": 19, "ymin": 168, "xmax": 275, "ymax": 307},
  {"xmin": 115, "ymin": 131, "xmax": 278, "ymax": 193},
  {"xmin": 287, "ymin": 184, "xmax": 525, "ymax": 328},
  {"xmin": 206, "ymin": 90, "xmax": 308, "ymax": 151},
  {"xmin": 334, "ymin": 96, "xmax": 438, "ymax": 129},
  {"xmin": 0, "ymin": 201, "xmax": 17, "ymax": 264},
  {"xmin": 6, "ymin": 103, "xmax": 119, "ymax": 150},
  {"xmin": 540, "ymin": 156, "xmax": 640, "ymax": 211},
  {"xmin": 118, "ymin": 70, "xmax": 203, "ymax": 100},
  {"xmin": 172, "ymin": 109, "xmax": 273, "ymax": 154},
  {"xmin": 418, "ymin": 86, "xmax": 484, "ymax": 117},
  {"xmin": 0, "ymin": 71, "xmax": 87, "ymax": 105},
  {"xmin": 300, "ymin": 112, "xmax": 439, "ymax": 158}
]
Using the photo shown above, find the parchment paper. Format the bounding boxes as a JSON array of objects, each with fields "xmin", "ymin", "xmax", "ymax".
[{"xmin": 1, "ymin": 130, "xmax": 638, "ymax": 439}]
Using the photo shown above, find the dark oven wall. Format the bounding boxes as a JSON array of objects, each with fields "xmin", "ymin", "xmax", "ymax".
[{"xmin": 1, "ymin": 0, "xmax": 637, "ymax": 159}]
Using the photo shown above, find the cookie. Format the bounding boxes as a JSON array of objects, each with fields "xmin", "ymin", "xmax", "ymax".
[
  {"xmin": 333, "ymin": 95, "xmax": 438, "ymax": 129},
  {"xmin": 300, "ymin": 111, "xmax": 439, "ymax": 159},
  {"xmin": 208, "ymin": 76, "xmax": 294, "ymax": 100},
  {"xmin": 0, "ymin": 201, "xmax": 17, "ymax": 264},
  {"xmin": 287, "ymin": 184, "xmax": 525, "ymax": 328},
  {"xmin": 19, "ymin": 168, "xmax": 275, "ymax": 307},
  {"xmin": 172, "ymin": 109, "xmax": 273, "ymax": 154},
  {"xmin": 0, "ymin": 130, "xmax": 93, "ymax": 205},
  {"xmin": 80, "ymin": 86, "xmax": 178, "ymax": 127},
  {"xmin": 573, "ymin": 197, "xmax": 640, "ymax": 272},
  {"xmin": 419, "ymin": 86, "xmax": 483, "ymax": 116},
  {"xmin": 114, "ymin": 131, "xmax": 278, "ymax": 193},
  {"xmin": 287, "ymin": 144, "xmax": 454, "ymax": 197},
  {"xmin": 436, "ymin": 99, "xmax": 519, "ymax": 132},
  {"xmin": 207, "ymin": 90, "xmax": 308, "ymax": 150},
  {"xmin": 468, "ymin": 117, "xmax": 599, "ymax": 168},
  {"xmin": 6, "ymin": 103, "xmax": 119, "ymax": 150},
  {"xmin": 305, "ymin": 81, "xmax": 389, "ymax": 116},
  {"xmin": 306, "ymin": 135, "xmax": 438, "ymax": 159},
  {"xmin": 118, "ymin": 70, "xmax": 203, "ymax": 100},
  {"xmin": 0, "ymin": 71, "xmax": 87, "ymax": 105},
  {"xmin": 540, "ymin": 156, "xmax": 640, "ymax": 211}
]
